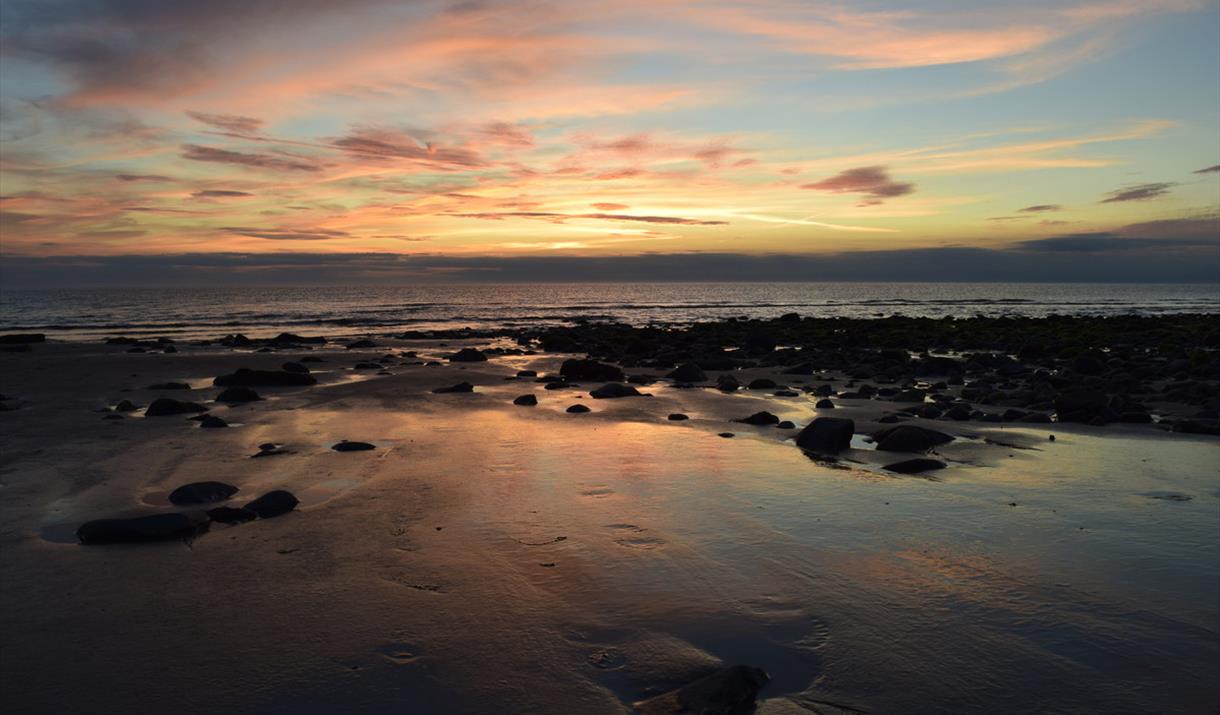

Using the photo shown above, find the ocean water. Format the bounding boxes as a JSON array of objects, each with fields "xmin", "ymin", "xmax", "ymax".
[{"xmin": 1, "ymin": 282, "xmax": 1217, "ymax": 341}]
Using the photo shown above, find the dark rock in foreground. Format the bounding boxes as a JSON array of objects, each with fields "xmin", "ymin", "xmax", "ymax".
[
  {"xmin": 199, "ymin": 414, "xmax": 229, "ymax": 428},
  {"xmin": 883, "ymin": 458, "xmax": 948, "ymax": 474},
  {"xmin": 145, "ymin": 397, "xmax": 207, "ymax": 416},
  {"xmin": 560, "ymin": 358, "xmax": 624, "ymax": 382},
  {"xmin": 668, "ymin": 413, "xmax": 689, "ymax": 421},
  {"xmin": 433, "ymin": 381, "xmax": 475, "ymax": 394},
  {"xmin": 77, "ymin": 512, "xmax": 210, "ymax": 545},
  {"xmin": 332, "ymin": 440, "xmax": 376, "ymax": 451},
  {"xmin": 0, "ymin": 333, "xmax": 45, "ymax": 344},
  {"xmin": 214, "ymin": 369, "xmax": 317, "ymax": 387},
  {"xmin": 634, "ymin": 665, "xmax": 769, "ymax": 715},
  {"xmin": 873, "ymin": 425, "xmax": 954, "ymax": 453},
  {"xmin": 513, "ymin": 394, "xmax": 538, "ymax": 406},
  {"xmin": 449, "ymin": 348, "xmax": 488, "ymax": 362},
  {"xmin": 169, "ymin": 481, "xmax": 238, "ymax": 505},
  {"xmin": 735, "ymin": 411, "xmax": 779, "ymax": 426},
  {"xmin": 216, "ymin": 386, "xmax": 261, "ymax": 403},
  {"xmin": 566, "ymin": 404, "xmax": 591, "ymax": 413},
  {"xmin": 796, "ymin": 417, "xmax": 855, "ymax": 453},
  {"xmin": 206, "ymin": 507, "xmax": 258, "ymax": 524},
  {"xmin": 244, "ymin": 490, "xmax": 299, "ymax": 518},
  {"xmin": 667, "ymin": 363, "xmax": 707, "ymax": 382},
  {"xmin": 590, "ymin": 383, "xmax": 646, "ymax": 399},
  {"xmin": 114, "ymin": 399, "xmax": 139, "ymax": 412}
]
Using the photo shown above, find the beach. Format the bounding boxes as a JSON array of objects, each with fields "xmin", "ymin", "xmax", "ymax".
[{"xmin": 1, "ymin": 318, "xmax": 1217, "ymax": 713}]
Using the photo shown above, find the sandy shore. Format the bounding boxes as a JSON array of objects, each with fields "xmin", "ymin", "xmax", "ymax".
[{"xmin": 1, "ymin": 335, "xmax": 1218, "ymax": 713}]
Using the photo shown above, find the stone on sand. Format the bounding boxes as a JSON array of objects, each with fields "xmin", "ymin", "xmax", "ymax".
[
  {"xmin": 633, "ymin": 665, "xmax": 769, "ymax": 715},
  {"xmin": 566, "ymin": 404, "xmax": 591, "ymax": 413},
  {"xmin": 667, "ymin": 363, "xmax": 707, "ymax": 382},
  {"xmin": 244, "ymin": 490, "xmax": 299, "ymax": 518},
  {"xmin": 449, "ymin": 347, "xmax": 488, "ymax": 362},
  {"xmin": 590, "ymin": 383, "xmax": 646, "ymax": 399},
  {"xmin": 513, "ymin": 394, "xmax": 538, "ymax": 406},
  {"xmin": 560, "ymin": 358, "xmax": 624, "ymax": 382},
  {"xmin": 433, "ymin": 381, "xmax": 475, "ymax": 394},
  {"xmin": 735, "ymin": 411, "xmax": 779, "ymax": 426},
  {"xmin": 198, "ymin": 414, "xmax": 229, "ymax": 428},
  {"xmin": 873, "ymin": 425, "xmax": 955, "ymax": 453},
  {"xmin": 77, "ymin": 512, "xmax": 210, "ymax": 545},
  {"xmin": 169, "ymin": 481, "xmax": 239, "ymax": 505},
  {"xmin": 332, "ymin": 440, "xmax": 376, "ymax": 452},
  {"xmin": 144, "ymin": 397, "xmax": 207, "ymax": 416},
  {"xmin": 796, "ymin": 417, "xmax": 855, "ymax": 454},
  {"xmin": 216, "ymin": 386, "xmax": 261, "ymax": 403},
  {"xmin": 883, "ymin": 458, "xmax": 947, "ymax": 474}
]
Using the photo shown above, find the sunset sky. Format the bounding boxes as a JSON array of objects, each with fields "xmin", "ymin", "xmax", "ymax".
[{"xmin": 1, "ymin": 0, "xmax": 1218, "ymax": 283}]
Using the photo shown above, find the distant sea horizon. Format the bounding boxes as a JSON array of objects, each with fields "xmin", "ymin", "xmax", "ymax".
[{"xmin": 3, "ymin": 282, "xmax": 1218, "ymax": 343}]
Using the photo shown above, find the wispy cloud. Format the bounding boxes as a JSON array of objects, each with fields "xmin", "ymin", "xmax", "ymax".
[
  {"xmin": 181, "ymin": 144, "xmax": 321, "ymax": 172},
  {"xmin": 1100, "ymin": 182, "xmax": 1175, "ymax": 203},
  {"xmin": 800, "ymin": 166, "xmax": 914, "ymax": 206}
]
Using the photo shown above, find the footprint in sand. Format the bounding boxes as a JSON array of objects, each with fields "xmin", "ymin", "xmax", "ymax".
[
  {"xmin": 377, "ymin": 643, "xmax": 422, "ymax": 665},
  {"xmin": 581, "ymin": 487, "xmax": 615, "ymax": 497},
  {"xmin": 587, "ymin": 647, "xmax": 627, "ymax": 670},
  {"xmin": 606, "ymin": 523, "xmax": 666, "ymax": 550}
]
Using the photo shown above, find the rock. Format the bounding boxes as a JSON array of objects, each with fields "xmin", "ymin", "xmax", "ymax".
[
  {"xmin": 169, "ymin": 481, "xmax": 239, "ymax": 505},
  {"xmin": 147, "ymin": 382, "xmax": 190, "ymax": 390},
  {"xmin": 773, "ymin": 390, "xmax": 799, "ymax": 397},
  {"xmin": 883, "ymin": 458, "xmax": 947, "ymax": 474},
  {"xmin": 206, "ymin": 507, "xmax": 257, "ymax": 524},
  {"xmin": 271, "ymin": 332, "xmax": 326, "ymax": 345},
  {"xmin": 795, "ymin": 417, "xmax": 855, "ymax": 453},
  {"xmin": 735, "ymin": 411, "xmax": 779, "ymax": 426},
  {"xmin": 590, "ymin": 383, "xmax": 646, "ymax": 399},
  {"xmin": 244, "ymin": 490, "xmax": 298, "ymax": 518},
  {"xmin": 873, "ymin": 425, "xmax": 954, "ymax": 453},
  {"xmin": 0, "ymin": 333, "xmax": 45, "ymax": 344},
  {"xmin": 213, "ymin": 369, "xmax": 316, "ymax": 387},
  {"xmin": 145, "ymin": 397, "xmax": 207, "ymax": 416},
  {"xmin": 776, "ymin": 421, "xmax": 795, "ymax": 429},
  {"xmin": 114, "ymin": 399, "xmax": 139, "ymax": 412},
  {"xmin": 281, "ymin": 361, "xmax": 310, "ymax": 374},
  {"xmin": 667, "ymin": 363, "xmax": 707, "ymax": 382},
  {"xmin": 566, "ymin": 404, "xmax": 591, "ymax": 413},
  {"xmin": 815, "ymin": 399, "xmax": 835, "ymax": 409},
  {"xmin": 718, "ymin": 432, "xmax": 735, "ymax": 438},
  {"xmin": 1054, "ymin": 389, "xmax": 1109, "ymax": 423},
  {"xmin": 199, "ymin": 414, "xmax": 228, "ymax": 428},
  {"xmin": 77, "ymin": 512, "xmax": 210, "ymax": 545},
  {"xmin": 516, "ymin": 370, "xmax": 537, "ymax": 377},
  {"xmin": 747, "ymin": 378, "xmax": 777, "ymax": 390},
  {"xmin": 716, "ymin": 374, "xmax": 741, "ymax": 392},
  {"xmin": 216, "ymin": 386, "xmax": 261, "ymax": 403},
  {"xmin": 633, "ymin": 665, "xmax": 769, "ymax": 715},
  {"xmin": 332, "ymin": 440, "xmax": 376, "ymax": 451},
  {"xmin": 346, "ymin": 339, "xmax": 377, "ymax": 349},
  {"xmin": 433, "ymin": 381, "xmax": 474, "ymax": 394},
  {"xmin": 894, "ymin": 388, "xmax": 927, "ymax": 403},
  {"xmin": 449, "ymin": 348, "xmax": 488, "ymax": 362},
  {"xmin": 560, "ymin": 359, "xmax": 624, "ymax": 382},
  {"xmin": 513, "ymin": 394, "xmax": 538, "ymax": 406},
  {"xmin": 668, "ymin": 413, "xmax": 689, "ymax": 421},
  {"xmin": 354, "ymin": 362, "xmax": 382, "ymax": 370}
]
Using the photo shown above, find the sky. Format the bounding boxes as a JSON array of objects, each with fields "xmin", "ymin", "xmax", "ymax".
[{"xmin": 0, "ymin": 0, "xmax": 1218, "ymax": 284}]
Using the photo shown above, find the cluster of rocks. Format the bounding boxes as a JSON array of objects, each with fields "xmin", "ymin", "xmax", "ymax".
[
  {"xmin": 796, "ymin": 417, "xmax": 951, "ymax": 473},
  {"xmin": 519, "ymin": 315, "xmax": 1220, "ymax": 434},
  {"xmin": 76, "ymin": 481, "xmax": 298, "ymax": 545}
]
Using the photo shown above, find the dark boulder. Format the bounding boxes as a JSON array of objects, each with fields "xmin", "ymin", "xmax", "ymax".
[
  {"xmin": 516, "ymin": 369, "xmax": 537, "ymax": 377},
  {"xmin": 566, "ymin": 404, "xmax": 591, "ymax": 413},
  {"xmin": 590, "ymin": 383, "xmax": 646, "ymax": 399},
  {"xmin": 667, "ymin": 413, "xmax": 689, "ymax": 421},
  {"xmin": 716, "ymin": 374, "xmax": 741, "ymax": 392},
  {"xmin": 747, "ymin": 378, "xmax": 778, "ymax": 390},
  {"xmin": 145, "ymin": 398, "xmax": 207, "ymax": 416},
  {"xmin": 206, "ymin": 507, "xmax": 257, "ymax": 524},
  {"xmin": 667, "ymin": 363, "xmax": 707, "ymax": 382},
  {"xmin": 796, "ymin": 417, "xmax": 855, "ymax": 453},
  {"xmin": 216, "ymin": 386, "xmax": 261, "ymax": 403},
  {"xmin": 0, "ymin": 333, "xmax": 44, "ymax": 344},
  {"xmin": 894, "ymin": 388, "xmax": 927, "ymax": 403},
  {"xmin": 776, "ymin": 420, "xmax": 796, "ymax": 429},
  {"xmin": 271, "ymin": 333, "xmax": 326, "ymax": 345},
  {"xmin": 449, "ymin": 348, "xmax": 488, "ymax": 362},
  {"xmin": 213, "ymin": 369, "xmax": 316, "ymax": 387},
  {"xmin": 433, "ymin": 381, "xmax": 475, "ymax": 394},
  {"xmin": 873, "ymin": 425, "xmax": 954, "ymax": 453},
  {"xmin": 735, "ymin": 411, "xmax": 779, "ymax": 426},
  {"xmin": 560, "ymin": 359, "xmax": 624, "ymax": 382},
  {"xmin": 332, "ymin": 440, "xmax": 376, "ymax": 451},
  {"xmin": 199, "ymin": 414, "xmax": 229, "ymax": 428},
  {"xmin": 634, "ymin": 665, "xmax": 769, "ymax": 715},
  {"xmin": 147, "ymin": 382, "xmax": 190, "ymax": 390},
  {"xmin": 883, "ymin": 458, "xmax": 947, "ymax": 474},
  {"xmin": 513, "ymin": 394, "xmax": 538, "ymax": 406},
  {"xmin": 169, "ymin": 481, "xmax": 238, "ymax": 505},
  {"xmin": 281, "ymin": 361, "xmax": 310, "ymax": 374},
  {"xmin": 114, "ymin": 399, "xmax": 139, "ymax": 412},
  {"xmin": 1055, "ymin": 389, "xmax": 1109, "ymax": 423},
  {"xmin": 244, "ymin": 490, "xmax": 298, "ymax": 518},
  {"xmin": 815, "ymin": 399, "xmax": 835, "ymax": 409},
  {"xmin": 77, "ymin": 512, "xmax": 210, "ymax": 545}
]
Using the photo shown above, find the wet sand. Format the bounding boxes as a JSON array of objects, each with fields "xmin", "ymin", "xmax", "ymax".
[{"xmin": 1, "ymin": 338, "xmax": 1218, "ymax": 713}]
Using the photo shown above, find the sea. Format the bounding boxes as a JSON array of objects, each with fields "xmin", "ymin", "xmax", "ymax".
[{"xmin": 1, "ymin": 282, "xmax": 1217, "ymax": 342}]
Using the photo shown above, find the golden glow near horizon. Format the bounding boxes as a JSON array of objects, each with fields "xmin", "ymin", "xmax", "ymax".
[{"xmin": 1, "ymin": 0, "xmax": 1218, "ymax": 261}]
